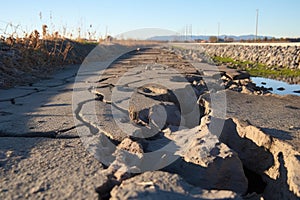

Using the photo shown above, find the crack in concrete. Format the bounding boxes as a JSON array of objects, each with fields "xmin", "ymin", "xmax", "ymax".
[
  {"xmin": 73, "ymin": 99, "xmax": 99, "ymax": 135},
  {"xmin": 0, "ymin": 126, "xmax": 78, "ymax": 139},
  {"xmin": 0, "ymin": 74, "xmax": 76, "ymax": 104}
]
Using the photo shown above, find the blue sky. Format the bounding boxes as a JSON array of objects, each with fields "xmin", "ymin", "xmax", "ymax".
[{"xmin": 0, "ymin": 0, "xmax": 299, "ymax": 39}]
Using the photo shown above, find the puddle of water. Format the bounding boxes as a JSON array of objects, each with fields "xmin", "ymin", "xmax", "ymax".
[{"xmin": 251, "ymin": 77, "xmax": 300, "ymax": 96}]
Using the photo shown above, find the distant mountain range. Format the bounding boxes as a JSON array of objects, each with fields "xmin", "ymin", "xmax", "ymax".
[{"xmin": 148, "ymin": 34, "xmax": 273, "ymax": 41}]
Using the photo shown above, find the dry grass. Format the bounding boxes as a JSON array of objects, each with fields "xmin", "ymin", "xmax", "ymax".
[
  {"xmin": 0, "ymin": 29, "xmax": 97, "ymax": 88},
  {"xmin": 0, "ymin": 24, "xmax": 165, "ymax": 89}
]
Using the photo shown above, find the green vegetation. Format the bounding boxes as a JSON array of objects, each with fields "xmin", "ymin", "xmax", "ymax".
[
  {"xmin": 247, "ymin": 65, "xmax": 300, "ymax": 77},
  {"xmin": 213, "ymin": 56, "xmax": 300, "ymax": 78}
]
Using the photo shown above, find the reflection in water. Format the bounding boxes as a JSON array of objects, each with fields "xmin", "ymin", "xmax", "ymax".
[{"xmin": 251, "ymin": 77, "xmax": 300, "ymax": 96}]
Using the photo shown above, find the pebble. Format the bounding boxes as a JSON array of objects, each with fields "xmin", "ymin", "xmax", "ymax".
[
  {"xmin": 30, "ymin": 186, "xmax": 45, "ymax": 194},
  {"xmin": 5, "ymin": 150, "xmax": 13, "ymax": 158},
  {"xmin": 277, "ymin": 87, "xmax": 285, "ymax": 91}
]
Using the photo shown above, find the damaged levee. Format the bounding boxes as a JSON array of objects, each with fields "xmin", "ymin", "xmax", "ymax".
[
  {"xmin": 83, "ymin": 46, "xmax": 300, "ymax": 200},
  {"xmin": 89, "ymin": 47, "xmax": 248, "ymax": 199},
  {"xmin": 218, "ymin": 117, "xmax": 300, "ymax": 199}
]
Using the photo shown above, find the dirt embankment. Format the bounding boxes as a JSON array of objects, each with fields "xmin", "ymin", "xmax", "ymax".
[{"xmin": 0, "ymin": 36, "xmax": 96, "ymax": 89}]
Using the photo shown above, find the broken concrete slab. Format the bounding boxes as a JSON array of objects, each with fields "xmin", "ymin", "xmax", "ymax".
[
  {"xmin": 218, "ymin": 65, "xmax": 250, "ymax": 80},
  {"xmin": 162, "ymin": 120, "xmax": 248, "ymax": 194},
  {"xmin": 149, "ymin": 102, "xmax": 182, "ymax": 129},
  {"xmin": 226, "ymin": 90, "xmax": 300, "ymax": 152},
  {"xmin": 219, "ymin": 117, "xmax": 300, "ymax": 199},
  {"xmin": 110, "ymin": 171, "xmax": 242, "ymax": 200}
]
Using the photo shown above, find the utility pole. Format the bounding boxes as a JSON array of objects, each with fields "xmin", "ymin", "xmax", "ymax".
[
  {"xmin": 255, "ymin": 9, "xmax": 259, "ymax": 41},
  {"xmin": 190, "ymin": 24, "xmax": 192, "ymax": 41},
  {"xmin": 105, "ymin": 26, "xmax": 108, "ymax": 39},
  {"xmin": 217, "ymin": 22, "xmax": 220, "ymax": 42},
  {"xmin": 185, "ymin": 24, "xmax": 188, "ymax": 41}
]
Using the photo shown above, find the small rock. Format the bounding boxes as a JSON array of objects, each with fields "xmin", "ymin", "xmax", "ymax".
[
  {"xmin": 30, "ymin": 185, "xmax": 45, "ymax": 194},
  {"xmin": 163, "ymin": 117, "xmax": 248, "ymax": 194},
  {"xmin": 233, "ymin": 72, "xmax": 250, "ymax": 80},
  {"xmin": 117, "ymin": 138, "xmax": 144, "ymax": 154},
  {"xmin": 289, "ymin": 126, "xmax": 294, "ymax": 130},
  {"xmin": 1, "ymin": 189, "xmax": 8, "ymax": 193},
  {"xmin": 293, "ymin": 90, "xmax": 300, "ymax": 94},
  {"xmin": 5, "ymin": 150, "xmax": 13, "ymax": 158},
  {"xmin": 241, "ymin": 86, "xmax": 254, "ymax": 94},
  {"xmin": 277, "ymin": 87, "xmax": 285, "ymax": 91}
]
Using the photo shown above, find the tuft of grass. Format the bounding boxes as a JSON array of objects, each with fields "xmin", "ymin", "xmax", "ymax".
[
  {"xmin": 248, "ymin": 64, "xmax": 300, "ymax": 78},
  {"xmin": 213, "ymin": 56, "xmax": 237, "ymax": 64},
  {"xmin": 213, "ymin": 56, "xmax": 252, "ymax": 67},
  {"xmin": 213, "ymin": 56, "xmax": 300, "ymax": 78}
]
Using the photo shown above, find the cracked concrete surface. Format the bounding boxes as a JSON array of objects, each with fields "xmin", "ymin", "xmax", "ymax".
[
  {"xmin": 0, "ymin": 64, "xmax": 106, "ymax": 199},
  {"xmin": 1, "ymin": 43, "xmax": 299, "ymax": 200},
  {"xmin": 0, "ymin": 65, "xmax": 79, "ymax": 137},
  {"xmin": 0, "ymin": 138, "xmax": 104, "ymax": 200}
]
